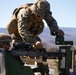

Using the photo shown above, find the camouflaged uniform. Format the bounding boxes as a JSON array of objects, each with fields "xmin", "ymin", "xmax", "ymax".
[{"xmin": 11, "ymin": 0, "xmax": 59, "ymax": 44}]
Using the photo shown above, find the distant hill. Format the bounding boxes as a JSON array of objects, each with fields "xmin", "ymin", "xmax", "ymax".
[
  {"xmin": 0, "ymin": 28, "xmax": 8, "ymax": 33},
  {"xmin": 39, "ymin": 27, "xmax": 76, "ymax": 50},
  {"xmin": 0, "ymin": 27, "xmax": 76, "ymax": 50}
]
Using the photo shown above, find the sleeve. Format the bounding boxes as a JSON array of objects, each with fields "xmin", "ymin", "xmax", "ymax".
[
  {"xmin": 44, "ymin": 11, "xmax": 59, "ymax": 34},
  {"xmin": 17, "ymin": 8, "xmax": 38, "ymax": 44}
]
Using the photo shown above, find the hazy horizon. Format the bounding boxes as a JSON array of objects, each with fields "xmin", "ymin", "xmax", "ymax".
[{"xmin": 0, "ymin": 27, "xmax": 76, "ymax": 50}]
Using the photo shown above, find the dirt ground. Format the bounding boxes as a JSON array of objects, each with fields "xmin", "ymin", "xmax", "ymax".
[
  {"xmin": 21, "ymin": 57, "xmax": 59, "ymax": 75},
  {"xmin": 47, "ymin": 59, "xmax": 59, "ymax": 75}
]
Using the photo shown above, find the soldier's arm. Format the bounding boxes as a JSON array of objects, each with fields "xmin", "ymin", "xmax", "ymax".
[
  {"xmin": 17, "ymin": 8, "xmax": 37, "ymax": 44},
  {"xmin": 43, "ymin": 11, "xmax": 59, "ymax": 34}
]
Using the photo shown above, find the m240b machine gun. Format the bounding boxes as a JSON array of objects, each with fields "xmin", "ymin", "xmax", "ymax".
[
  {"xmin": 6, "ymin": 36, "xmax": 74, "ymax": 75},
  {"xmin": 10, "ymin": 41, "xmax": 65, "ymax": 60}
]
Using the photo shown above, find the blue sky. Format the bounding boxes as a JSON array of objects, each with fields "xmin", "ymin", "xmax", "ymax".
[{"xmin": 0, "ymin": 0, "xmax": 76, "ymax": 28}]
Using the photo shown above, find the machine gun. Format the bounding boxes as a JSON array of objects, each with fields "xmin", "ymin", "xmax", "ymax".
[
  {"xmin": 10, "ymin": 41, "xmax": 65, "ymax": 60},
  {"xmin": 10, "ymin": 36, "xmax": 73, "ymax": 57},
  {"xmin": 6, "ymin": 36, "xmax": 74, "ymax": 75}
]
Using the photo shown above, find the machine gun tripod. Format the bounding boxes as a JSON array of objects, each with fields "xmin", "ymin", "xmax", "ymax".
[{"xmin": 55, "ymin": 36, "xmax": 74, "ymax": 75}]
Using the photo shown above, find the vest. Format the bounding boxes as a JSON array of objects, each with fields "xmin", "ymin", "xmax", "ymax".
[
  {"xmin": 6, "ymin": 3, "xmax": 33, "ymax": 34},
  {"xmin": 6, "ymin": 3, "xmax": 44, "ymax": 36}
]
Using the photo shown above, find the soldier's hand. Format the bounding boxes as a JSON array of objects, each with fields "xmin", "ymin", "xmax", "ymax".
[
  {"xmin": 35, "ymin": 41, "xmax": 43, "ymax": 49},
  {"xmin": 51, "ymin": 29, "xmax": 64, "ymax": 36}
]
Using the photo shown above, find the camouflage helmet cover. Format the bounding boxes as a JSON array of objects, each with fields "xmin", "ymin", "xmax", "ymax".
[
  {"xmin": 31, "ymin": 0, "xmax": 50, "ymax": 17},
  {"xmin": 0, "ymin": 33, "xmax": 12, "ymax": 42}
]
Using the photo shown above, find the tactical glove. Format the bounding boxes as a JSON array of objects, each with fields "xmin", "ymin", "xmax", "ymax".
[
  {"xmin": 51, "ymin": 29, "xmax": 64, "ymax": 36},
  {"xmin": 35, "ymin": 41, "xmax": 43, "ymax": 49}
]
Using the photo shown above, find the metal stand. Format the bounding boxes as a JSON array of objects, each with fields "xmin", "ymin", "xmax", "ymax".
[{"xmin": 55, "ymin": 36, "xmax": 74, "ymax": 75}]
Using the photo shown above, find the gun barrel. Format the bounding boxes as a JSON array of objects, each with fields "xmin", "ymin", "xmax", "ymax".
[{"xmin": 9, "ymin": 50, "xmax": 65, "ymax": 59}]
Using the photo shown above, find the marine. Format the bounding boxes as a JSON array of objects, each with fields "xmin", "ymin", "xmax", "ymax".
[
  {"xmin": 6, "ymin": 0, "xmax": 64, "ymax": 49},
  {"xmin": 0, "ymin": 33, "xmax": 11, "ymax": 75}
]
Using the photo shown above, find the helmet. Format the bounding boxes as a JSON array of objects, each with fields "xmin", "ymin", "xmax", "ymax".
[
  {"xmin": 0, "ymin": 33, "xmax": 11, "ymax": 42},
  {"xmin": 0, "ymin": 33, "xmax": 12, "ymax": 46},
  {"xmin": 31, "ymin": 0, "xmax": 50, "ymax": 17}
]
